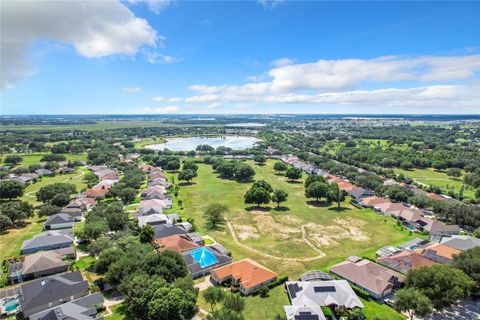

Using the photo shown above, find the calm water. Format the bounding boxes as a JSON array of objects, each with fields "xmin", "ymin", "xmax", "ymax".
[{"xmin": 145, "ymin": 136, "xmax": 259, "ymax": 151}]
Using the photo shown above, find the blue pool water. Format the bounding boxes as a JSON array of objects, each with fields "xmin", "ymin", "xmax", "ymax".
[
  {"xmin": 2, "ymin": 299, "xmax": 18, "ymax": 312},
  {"xmin": 190, "ymin": 247, "xmax": 218, "ymax": 268}
]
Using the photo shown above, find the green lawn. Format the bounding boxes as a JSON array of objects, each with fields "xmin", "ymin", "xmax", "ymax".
[
  {"xmin": 74, "ymin": 256, "xmax": 96, "ymax": 270},
  {"xmin": 1, "ymin": 153, "xmax": 88, "ymax": 168},
  {"xmin": 106, "ymin": 304, "xmax": 133, "ymax": 320},
  {"xmin": 394, "ymin": 167, "xmax": 474, "ymax": 199},
  {"xmin": 172, "ymin": 160, "xmax": 413, "ymax": 319}
]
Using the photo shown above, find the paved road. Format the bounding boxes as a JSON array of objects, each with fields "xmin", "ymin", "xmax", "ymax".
[{"xmin": 423, "ymin": 299, "xmax": 480, "ymax": 320}]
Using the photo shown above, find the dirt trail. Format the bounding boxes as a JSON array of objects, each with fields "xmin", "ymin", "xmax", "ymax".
[{"xmin": 225, "ymin": 219, "xmax": 325, "ymax": 262}]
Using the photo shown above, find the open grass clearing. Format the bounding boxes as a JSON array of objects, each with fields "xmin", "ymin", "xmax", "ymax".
[{"xmin": 1, "ymin": 153, "xmax": 88, "ymax": 168}]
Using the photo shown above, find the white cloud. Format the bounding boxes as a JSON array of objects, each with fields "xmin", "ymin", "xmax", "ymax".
[
  {"xmin": 128, "ymin": 0, "xmax": 172, "ymax": 14},
  {"xmin": 271, "ymin": 57, "xmax": 295, "ymax": 67},
  {"xmin": 123, "ymin": 87, "xmax": 141, "ymax": 94},
  {"xmin": 143, "ymin": 106, "xmax": 180, "ymax": 113},
  {"xmin": 143, "ymin": 51, "xmax": 180, "ymax": 64},
  {"xmin": 1, "ymin": 0, "xmax": 158, "ymax": 89},
  {"xmin": 257, "ymin": 0, "xmax": 285, "ymax": 9}
]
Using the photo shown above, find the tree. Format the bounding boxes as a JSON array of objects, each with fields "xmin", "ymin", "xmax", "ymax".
[
  {"xmin": 207, "ymin": 309, "xmax": 244, "ymax": 320},
  {"xmin": 252, "ymin": 180, "xmax": 273, "ymax": 193},
  {"xmin": 405, "ymin": 264, "xmax": 475, "ymax": 308},
  {"xmin": 120, "ymin": 187, "xmax": 137, "ymax": 204},
  {"xmin": 253, "ymin": 154, "xmax": 266, "ymax": 165},
  {"xmin": 305, "ymin": 181, "xmax": 329, "ymax": 202},
  {"xmin": 285, "ymin": 167, "xmax": 302, "ymax": 181},
  {"xmin": 327, "ymin": 183, "xmax": 345, "ymax": 208},
  {"xmin": 272, "ymin": 189, "xmax": 288, "ymax": 208},
  {"xmin": 0, "ymin": 180, "xmax": 24, "ymax": 200},
  {"xmin": 257, "ymin": 286, "xmax": 269, "ymax": 298},
  {"xmin": 4, "ymin": 155, "xmax": 23, "ymax": 166},
  {"xmin": 394, "ymin": 288, "xmax": 432, "ymax": 320},
  {"xmin": 305, "ymin": 174, "xmax": 326, "ymax": 188},
  {"xmin": 222, "ymin": 292, "xmax": 245, "ymax": 313},
  {"xmin": 148, "ymin": 285, "xmax": 197, "ymax": 320},
  {"xmin": 36, "ymin": 183, "xmax": 76, "ymax": 203},
  {"xmin": 178, "ymin": 169, "xmax": 197, "ymax": 184},
  {"xmin": 203, "ymin": 286, "xmax": 225, "ymax": 311},
  {"xmin": 244, "ymin": 187, "xmax": 271, "ymax": 207},
  {"xmin": 139, "ymin": 224, "xmax": 155, "ymax": 243},
  {"xmin": 453, "ymin": 247, "xmax": 480, "ymax": 286},
  {"xmin": 81, "ymin": 217, "xmax": 109, "ymax": 241},
  {"xmin": 446, "ymin": 168, "xmax": 462, "ymax": 179},
  {"xmin": 0, "ymin": 201, "xmax": 33, "ymax": 224},
  {"xmin": 166, "ymin": 159, "xmax": 181, "ymax": 171},
  {"xmin": 38, "ymin": 204, "xmax": 62, "ymax": 217},
  {"xmin": 0, "ymin": 214, "xmax": 12, "ymax": 232},
  {"xmin": 273, "ymin": 161, "xmax": 287, "ymax": 173},
  {"xmin": 348, "ymin": 308, "xmax": 366, "ymax": 320},
  {"xmin": 183, "ymin": 160, "xmax": 198, "ymax": 172},
  {"xmin": 233, "ymin": 163, "xmax": 255, "ymax": 181},
  {"xmin": 204, "ymin": 203, "xmax": 228, "ymax": 230},
  {"xmin": 96, "ymin": 247, "xmax": 124, "ymax": 274},
  {"xmin": 51, "ymin": 193, "xmax": 71, "ymax": 207}
]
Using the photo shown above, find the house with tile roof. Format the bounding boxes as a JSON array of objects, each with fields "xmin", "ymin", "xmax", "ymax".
[
  {"xmin": 211, "ymin": 258, "xmax": 278, "ymax": 295},
  {"xmin": 329, "ymin": 257, "xmax": 404, "ymax": 300},
  {"xmin": 154, "ymin": 234, "xmax": 200, "ymax": 253},
  {"xmin": 360, "ymin": 197, "xmax": 390, "ymax": 208},
  {"xmin": 414, "ymin": 243, "xmax": 461, "ymax": 264},
  {"xmin": 377, "ymin": 251, "xmax": 437, "ymax": 274}
]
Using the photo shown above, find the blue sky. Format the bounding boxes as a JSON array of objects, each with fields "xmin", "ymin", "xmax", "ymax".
[{"xmin": 1, "ymin": 0, "xmax": 479, "ymax": 114}]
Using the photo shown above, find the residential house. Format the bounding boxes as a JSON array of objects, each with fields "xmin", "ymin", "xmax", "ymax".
[
  {"xmin": 65, "ymin": 198, "xmax": 97, "ymax": 212},
  {"xmin": 176, "ymin": 222, "xmax": 193, "ymax": 232},
  {"xmin": 398, "ymin": 238, "xmax": 431, "ymax": 251},
  {"xmin": 44, "ymin": 213, "xmax": 74, "ymax": 230},
  {"xmin": 210, "ymin": 258, "xmax": 278, "ymax": 295},
  {"xmin": 59, "ymin": 208, "xmax": 83, "ymax": 221},
  {"xmin": 284, "ymin": 305, "xmax": 326, "ymax": 320},
  {"xmin": 35, "ymin": 169, "xmax": 54, "ymax": 177},
  {"xmin": 285, "ymin": 280, "xmax": 364, "ymax": 312},
  {"xmin": 137, "ymin": 214, "xmax": 170, "ymax": 227},
  {"xmin": 360, "ymin": 197, "xmax": 390, "ymax": 208},
  {"xmin": 154, "ymin": 235, "xmax": 199, "ymax": 253},
  {"xmin": 19, "ymin": 271, "xmax": 89, "ymax": 318},
  {"xmin": 152, "ymin": 224, "xmax": 188, "ymax": 240},
  {"xmin": 441, "ymin": 235, "xmax": 480, "ymax": 251},
  {"xmin": 329, "ymin": 256, "xmax": 404, "ymax": 300},
  {"xmin": 184, "ymin": 232, "xmax": 205, "ymax": 245},
  {"xmin": 21, "ymin": 231, "xmax": 74, "ymax": 255},
  {"xmin": 29, "ymin": 292, "xmax": 104, "ymax": 320},
  {"xmin": 377, "ymin": 251, "xmax": 437, "ymax": 274},
  {"xmin": 11, "ymin": 251, "xmax": 69, "ymax": 282},
  {"xmin": 137, "ymin": 199, "xmax": 167, "ymax": 215},
  {"xmin": 373, "ymin": 202, "xmax": 406, "ymax": 216},
  {"xmin": 414, "ymin": 243, "xmax": 461, "ymax": 264},
  {"xmin": 348, "ymin": 187, "xmax": 373, "ymax": 204},
  {"xmin": 183, "ymin": 245, "xmax": 232, "ymax": 279}
]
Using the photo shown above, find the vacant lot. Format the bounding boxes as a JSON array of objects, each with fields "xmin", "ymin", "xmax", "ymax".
[{"xmin": 176, "ymin": 160, "xmax": 412, "ymax": 319}]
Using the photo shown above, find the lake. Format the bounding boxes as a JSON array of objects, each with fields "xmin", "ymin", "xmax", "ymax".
[{"xmin": 145, "ymin": 136, "xmax": 259, "ymax": 151}]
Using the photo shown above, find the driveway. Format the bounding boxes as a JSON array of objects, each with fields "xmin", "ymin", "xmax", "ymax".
[{"xmin": 194, "ymin": 276, "xmax": 213, "ymax": 291}]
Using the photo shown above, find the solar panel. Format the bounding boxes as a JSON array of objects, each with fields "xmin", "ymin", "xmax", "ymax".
[
  {"xmin": 287, "ymin": 283, "xmax": 302, "ymax": 299},
  {"xmin": 294, "ymin": 315, "xmax": 320, "ymax": 320},
  {"xmin": 314, "ymin": 286, "xmax": 336, "ymax": 293},
  {"xmin": 300, "ymin": 270, "xmax": 333, "ymax": 281}
]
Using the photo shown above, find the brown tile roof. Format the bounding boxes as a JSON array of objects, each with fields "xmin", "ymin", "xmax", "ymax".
[
  {"xmin": 378, "ymin": 251, "xmax": 437, "ymax": 273},
  {"xmin": 373, "ymin": 202, "xmax": 404, "ymax": 213},
  {"xmin": 329, "ymin": 258, "xmax": 404, "ymax": 296},
  {"xmin": 415, "ymin": 243, "xmax": 461, "ymax": 260},
  {"xmin": 154, "ymin": 235, "xmax": 199, "ymax": 253},
  {"xmin": 211, "ymin": 258, "xmax": 278, "ymax": 290},
  {"xmin": 361, "ymin": 197, "xmax": 390, "ymax": 206},
  {"xmin": 337, "ymin": 181, "xmax": 356, "ymax": 192},
  {"xmin": 139, "ymin": 199, "xmax": 167, "ymax": 209}
]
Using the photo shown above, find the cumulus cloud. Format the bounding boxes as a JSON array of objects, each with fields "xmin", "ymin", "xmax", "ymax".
[
  {"xmin": 143, "ymin": 51, "xmax": 180, "ymax": 64},
  {"xmin": 1, "ymin": 0, "xmax": 158, "ymax": 89},
  {"xmin": 123, "ymin": 87, "xmax": 141, "ymax": 94},
  {"xmin": 271, "ymin": 57, "xmax": 295, "ymax": 67},
  {"xmin": 143, "ymin": 106, "xmax": 180, "ymax": 113},
  {"xmin": 153, "ymin": 54, "xmax": 480, "ymax": 112}
]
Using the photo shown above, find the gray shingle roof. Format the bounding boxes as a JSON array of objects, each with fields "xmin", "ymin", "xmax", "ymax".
[
  {"xmin": 29, "ymin": 292, "xmax": 104, "ymax": 320},
  {"xmin": 45, "ymin": 213, "xmax": 74, "ymax": 226},
  {"xmin": 442, "ymin": 236, "xmax": 480, "ymax": 251},
  {"xmin": 19, "ymin": 271, "xmax": 89, "ymax": 315}
]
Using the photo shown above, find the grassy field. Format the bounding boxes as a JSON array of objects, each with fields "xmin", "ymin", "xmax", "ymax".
[
  {"xmin": 394, "ymin": 167, "xmax": 475, "ymax": 199},
  {"xmin": 0, "ymin": 168, "xmax": 88, "ymax": 261},
  {"xmin": 174, "ymin": 160, "xmax": 412, "ymax": 319},
  {"xmin": 0, "ymin": 153, "xmax": 88, "ymax": 167}
]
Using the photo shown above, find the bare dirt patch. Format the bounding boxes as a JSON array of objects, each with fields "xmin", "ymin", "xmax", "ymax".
[
  {"xmin": 233, "ymin": 224, "xmax": 260, "ymax": 240},
  {"xmin": 275, "ymin": 214, "xmax": 303, "ymax": 226},
  {"xmin": 251, "ymin": 210, "xmax": 300, "ymax": 240},
  {"xmin": 305, "ymin": 217, "xmax": 369, "ymax": 247}
]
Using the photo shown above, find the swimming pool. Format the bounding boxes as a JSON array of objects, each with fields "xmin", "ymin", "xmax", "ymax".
[
  {"xmin": 190, "ymin": 247, "xmax": 218, "ymax": 268},
  {"xmin": 2, "ymin": 298, "xmax": 18, "ymax": 313}
]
